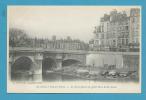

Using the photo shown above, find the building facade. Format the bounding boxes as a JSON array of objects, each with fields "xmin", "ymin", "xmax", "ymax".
[
  {"xmin": 129, "ymin": 8, "xmax": 140, "ymax": 47},
  {"xmin": 31, "ymin": 36, "xmax": 89, "ymax": 51},
  {"xmin": 91, "ymin": 8, "xmax": 140, "ymax": 51}
]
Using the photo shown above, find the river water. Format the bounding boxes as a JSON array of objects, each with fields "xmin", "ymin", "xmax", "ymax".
[
  {"xmin": 11, "ymin": 71, "xmax": 139, "ymax": 82},
  {"xmin": 11, "ymin": 54, "xmax": 139, "ymax": 82},
  {"xmin": 11, "ymin": 72, "xmax": 87, "ymax": 82}
]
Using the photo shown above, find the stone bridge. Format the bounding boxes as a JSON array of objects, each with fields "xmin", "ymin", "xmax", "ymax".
[
  {"xmin": 9, "ymin": 47, "xmax": 87, "ymax": 76},
  {"xmin": 9, "ymin": 47, "xmax": 140, "ymax": 80}
]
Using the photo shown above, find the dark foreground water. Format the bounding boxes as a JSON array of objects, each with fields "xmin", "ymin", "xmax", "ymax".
[
  {"xmin": 11, "ymin": 72, "xmax": 86, "ymax": 82},
  {"xmin": 11, "ymin": 72, "xmax": 139, "ymax": 83},
  {"xmin": 42, "ymin": 72, "xmax": 86, "ymax": 82}
]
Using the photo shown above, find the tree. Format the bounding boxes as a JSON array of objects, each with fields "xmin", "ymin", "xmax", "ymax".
[{"xmin": 9, "ymin": 28, "xmax": 31, "ymax": 47}]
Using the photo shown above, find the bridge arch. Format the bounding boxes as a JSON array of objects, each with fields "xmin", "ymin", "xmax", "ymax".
[
  {"xmin": 11, "ymin": 55, "xmax": 34, "ymax": 64},
  {"xmin": 42, "ymin": 57, "xmax": 57, "ymax": 72},
  {"xmin": 62, "ymin": 59, "xmax": 82, "ymax": 67},
  {"xmin": 11, "ymin": 56, "xmax": 33, "ymax": 74}
]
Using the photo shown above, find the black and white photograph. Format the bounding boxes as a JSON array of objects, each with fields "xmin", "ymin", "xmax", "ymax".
[{"xmin": 7, "ymin": 6, "xmax": 141, "ymax": 93}]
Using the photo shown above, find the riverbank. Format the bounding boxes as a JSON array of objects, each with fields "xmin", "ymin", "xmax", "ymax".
[{"xmin": 49, "ymin": 66, "xmax": 139, "ymax": 82}]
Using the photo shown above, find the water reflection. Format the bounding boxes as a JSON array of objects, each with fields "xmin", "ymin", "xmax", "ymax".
[
  {"xmin": 42, "ymin": 72, "xmax": 86, "ymax": 82},
  {"xmin": 11, "ymin": 72, "xmax": 86, "ymax": 82},
  {"xmin": 11, "ymin": 73, "xmax": 42, "ymax": 82},
  {"xmin": 11, "ymin": 72, "xmax": 139, "ymax": 82}
]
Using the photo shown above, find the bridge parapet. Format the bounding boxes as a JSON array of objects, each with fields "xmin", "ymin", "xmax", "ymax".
[{"xmin": 9, "ymin": 47, "xmax": 88, "ymax": 54}]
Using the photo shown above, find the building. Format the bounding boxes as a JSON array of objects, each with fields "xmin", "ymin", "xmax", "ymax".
[
  {"xmin": 9, "ymin": 28, "xmax": 89, "ymax": 51},
  {"xmin": 91, "ymin": 8, "xmax": 140, "ymax": 51},
  {"xmin": 32, "ymin": 36, "xmax": 89, "ymax": 51},
  {"xmin": 92, "ymin": 14, "xmax": 110, "ymax": 51},
  {"xmin": 109, "ymin": 10, "xmax": 129, "ymax": 50},
  {"xmin": 129, "ymin": 8, "xmax": 140, "ymax": 49}
]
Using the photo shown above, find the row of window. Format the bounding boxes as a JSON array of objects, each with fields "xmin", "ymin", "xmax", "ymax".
[{"xmin": 33, "ymin": 41, "xmax": 88, "ymax": 50}]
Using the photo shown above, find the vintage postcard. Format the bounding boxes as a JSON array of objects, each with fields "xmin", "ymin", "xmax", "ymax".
[{"xmin": 7, "ymin": 6, "xmax": 141, "ymax": 93}]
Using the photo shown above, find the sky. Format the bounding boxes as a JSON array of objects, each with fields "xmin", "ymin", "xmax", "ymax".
[{"xmin": 8, "ymin": 6, "xmax": 138, "ymax": 43}]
